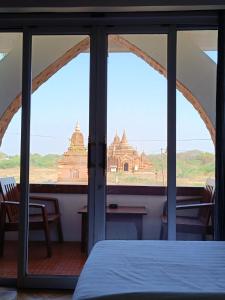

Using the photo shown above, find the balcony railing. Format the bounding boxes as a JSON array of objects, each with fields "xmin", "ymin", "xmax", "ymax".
[{"xmin": 0, "ymin": 185, "xmax": 205, "ymax": 278}]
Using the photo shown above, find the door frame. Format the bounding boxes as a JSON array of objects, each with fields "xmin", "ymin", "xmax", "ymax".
[
  {"xmin": 0, "ymin": 11, "xmax": 223, "ymax": 289},
  {"xmin": 18, "ymin": 23, "xmax": 177, "ymax": 288}
]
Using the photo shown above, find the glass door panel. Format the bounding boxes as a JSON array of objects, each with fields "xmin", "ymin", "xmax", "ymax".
[
  {"xmin": 106, "ymin": 34, "xmax": 168, "ymax": 241},
  {"xmin": 28, "ymin": 35, "xmax": 90, "ymax": 276},
  {"xmin": 0, "ymin": 32, "xmax": 23, "ymax": 279},
  {"xmin": 176, "ymin": 30, "xmax": 217, "ymax": 240}
]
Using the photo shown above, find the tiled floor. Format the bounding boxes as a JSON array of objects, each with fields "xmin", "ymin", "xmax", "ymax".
[
  {"xmin": 18, "ymin": 289, "xmax": 73, "ymax": 300},
  {"xmin": 0, "ymin": 287, "xmax": 73, "ymax": 300},
  {"xmin": 0, "ymin": 241, "xmax": 87, "ymax": 278},
  {"xmin": 0, "ymin": 287, "xmax": 17, "ymax": 300}
]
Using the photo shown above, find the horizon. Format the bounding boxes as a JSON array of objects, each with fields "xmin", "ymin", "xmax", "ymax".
[{"xmin": 0, "ymin": 147, "xmax": 215, "ymax": 157}]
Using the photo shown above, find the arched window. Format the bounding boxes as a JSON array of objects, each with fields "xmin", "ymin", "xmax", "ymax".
[{"xmin": 124, "ymin": 163, "xmax": 129, "ymax": 172}]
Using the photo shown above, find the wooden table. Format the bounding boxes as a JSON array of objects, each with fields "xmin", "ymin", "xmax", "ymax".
[{"xmin": 78, "ymin": 205, "xmax": 147, "ymax": 252}]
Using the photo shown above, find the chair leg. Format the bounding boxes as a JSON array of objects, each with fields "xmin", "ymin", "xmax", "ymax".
[
  {"xmin": 43, "ymin": 221, "xmax": 52, "ymax": 258},
  {"xmin": 57, "ymin": 219, "xmax": 64, "ymax": 243},
  {"xmin": 0, "ymin": 224, "xmax": 5, "ymax": 257},
  {"xmin": 0, "ymin": 208, "xmax": 6, "ymax": 257}
]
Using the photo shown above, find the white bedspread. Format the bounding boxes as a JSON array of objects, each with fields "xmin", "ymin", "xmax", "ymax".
[{"xmin": 73, "ymin": 240, "xmax": 225, "ymax": 300}]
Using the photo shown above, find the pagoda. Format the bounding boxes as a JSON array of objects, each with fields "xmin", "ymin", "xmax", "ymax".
[
  {"xmin": 57, "ymin": 122, "xmax": 88, "ymax": 183},
  {"xmin": 107, "ymin": 130, "xmax": 152, "ymax": 173}
]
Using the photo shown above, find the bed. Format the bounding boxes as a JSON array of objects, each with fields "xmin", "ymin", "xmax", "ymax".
[{"xmin": 73, "ymin": 240, "xmax": 225, "ymax": 300}]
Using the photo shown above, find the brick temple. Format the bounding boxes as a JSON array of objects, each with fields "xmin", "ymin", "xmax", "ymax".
[
  {"xmin": 107, "ymin": 130, "xmax": 152, "ymax": 173},
  {"xmin": 57, "ymin": 123, "xmax": 152, "ymax": 183},
  {"xmin": 57, "ymin": 122, "xmax": 88, "ymax": 182}
]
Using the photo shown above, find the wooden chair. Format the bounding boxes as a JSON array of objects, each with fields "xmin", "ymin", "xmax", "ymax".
[
  {"xmin": 160, "ymin": 180, "xmax": 215, "ymax": 240},
  {"xmin": 0, "ymin": 177, "xmax": 63, "ymax": 257}
]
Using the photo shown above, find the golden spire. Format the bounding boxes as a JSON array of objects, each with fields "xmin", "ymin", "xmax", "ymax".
[
  {"xmin": 70, "ymin": 121, "xmax": 85, "ymax": 149},
  {"xmin": 75, "ymin": 121, "xmax": 81, "ymax": 132},
  {"xmin": 121, "ymin": 130, "xmax": 128, "ymax": 144},
  {"xmin": 113, "ymin": 129, "xmax": 120, "ymax": 144}
]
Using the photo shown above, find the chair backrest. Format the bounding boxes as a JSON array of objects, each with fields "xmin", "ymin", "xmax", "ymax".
[
  {"xmin": 0, "ymin": 177, "xmax": 20, "ymax": 223},
  {"xmin": 198, "ymin": 178, "xmax": 215, "ymax": 226}
]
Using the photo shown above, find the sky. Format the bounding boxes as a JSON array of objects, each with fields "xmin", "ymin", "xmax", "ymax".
[{"xmin": 0, "ymin": 48, "xmax": 216, "ymax": 156}]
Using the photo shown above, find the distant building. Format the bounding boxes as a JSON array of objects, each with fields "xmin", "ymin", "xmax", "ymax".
[
  {"xmin": 57, "ymin": 124, "xmax": 152, "ymax": 183},
  {"xmin": 107, "ymin": 130, "xmax": 152, "ymax": 173},
  {"xmin": 57, "ymin": 122, "xmax": 88, "ymax": 182}
]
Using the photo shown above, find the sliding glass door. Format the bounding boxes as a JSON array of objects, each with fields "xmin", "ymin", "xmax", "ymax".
[
  {"xmin": 18, "ymin": 30, "xmax": 92, "ymax": 289},
  {"xmin": 176, "ymin": 30, "xmax": 217, "ymax": 241},
  {"xmin": 0, "ymin": 32, "xmax": 23, "ymax": 281},
  {"xmin": 0, "ymin": 13, "xmax": 221, "ymax": 290},
  {"xmin": 27, "ymin": 34, "xmax": 90, "ymax": 277},
  {"xmin": 106, "ymin": 33, "xmax": 168, "ymax": 242}
]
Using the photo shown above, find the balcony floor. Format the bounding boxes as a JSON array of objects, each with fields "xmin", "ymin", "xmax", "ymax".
[{"xmin": 0, "ymin": 241, "xmax": 87, "ymax": 278}]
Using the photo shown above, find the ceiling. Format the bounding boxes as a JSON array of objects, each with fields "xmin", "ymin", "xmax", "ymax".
[
  {"xmin": 0, "ymin": 1, "xmax": 224, "ymax": 13},
  {"xmin": 0, "ymin": 31, "xmax": 218, "ymax": 54}
]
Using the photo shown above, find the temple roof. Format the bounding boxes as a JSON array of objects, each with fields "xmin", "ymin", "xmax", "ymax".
[
  {"xmin": 120, "ymin": 130, "xmax": 128, "ymax": 144},
  {"xmin": 75, "ymin": 121, "xmax": 81, "ymax": 132},
  {"xmin": 70, "ymin": 121, "xmax": 84, "ymax": 147},
  {"xmin": 113, "ymin": 130, "xmax": 120, "ymax": 144}
]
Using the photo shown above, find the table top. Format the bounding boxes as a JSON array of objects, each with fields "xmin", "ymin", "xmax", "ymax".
[{"xmin": 78, "ymin": 205, "xmax": 147, "ymax": 215}]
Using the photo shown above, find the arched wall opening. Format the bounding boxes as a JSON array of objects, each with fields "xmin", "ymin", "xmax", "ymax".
[{"xmin": 0, "ymin": 35, "xmax": 215, "ymax": 145}]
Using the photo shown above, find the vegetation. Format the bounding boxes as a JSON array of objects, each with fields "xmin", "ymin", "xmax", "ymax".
[
  {"xmin": 148, "ymin": 150, "xmax": 215, "ymax": 186},
  {"xmin": 0, "ymin": 153, "xmax": 20, "ymax": 169},
  {"xmin": 0, "ymin": 150, "xmax": 215, "ymax": 186},
  {"xmin": 176, "ymin": 150, "xmax": 214, "ymax": 179},
  {"xmin": 29, "ymin": 153, "xmax": 61, "ymax": 168},
  {"xmin": 0, "ymin": 152, "xmax": 61, "ymax": 169}
]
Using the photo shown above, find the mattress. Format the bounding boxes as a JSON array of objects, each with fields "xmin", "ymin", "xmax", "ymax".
[{"xmin": 73, "ymin": 240, "xmax": 225, "ymax": 300}]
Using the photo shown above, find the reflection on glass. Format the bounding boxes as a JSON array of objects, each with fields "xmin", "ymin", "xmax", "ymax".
[
  {"xmin": 107, "ymin": 34, "xmax": 167, "ymax": 242},
  {"xmin": 28, "ymin": 35, "xmax": 89, "ymax": 275},
  {"xmin": 176, "ymin": 30, "xmax": 217, "ymax": 241},
  {"xmin": 0, "ymin": 33, "xmax": 23, "ymax": 278}
]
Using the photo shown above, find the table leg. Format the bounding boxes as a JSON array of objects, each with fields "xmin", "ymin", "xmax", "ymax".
[
  {"xmin": 136, "ymin": 216, "xmax": 143, "ymax": 240},
  {"xmin": 81, "ymin": 214, "xmax": 87, "ymax": 252}
]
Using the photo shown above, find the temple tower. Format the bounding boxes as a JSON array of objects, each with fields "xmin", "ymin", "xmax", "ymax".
[
  {"xmin": 57, "ymin": 122, "xmax": 88, "ymax": 183},
  {"xmin": 107, "ymin": 130, "xmax": 152, "ymax": 173}
]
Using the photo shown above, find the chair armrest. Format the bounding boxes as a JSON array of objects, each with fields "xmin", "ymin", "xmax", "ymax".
[
  {"xmin": 1, "ymin": 201, "xmax": 20, "ymax": 206},
  {"xmin": 29, "ymin": 203, "xmax": 46, "ymax": 209},
  {"xmin": 1, "ymin": 201, "xmax": 45, "ymax": 209},
  {"xmin": 176, "ymin": 196, "xmax": 203, "ymax": 200},
  {"xmin": 176, "ymin": 203, "xmax": 214, "ymax": 210},
  {"xmin": 162, "ymin": 196, "xmax": 204, "ymax": 215},
  {"xmin": 29, "ymin": 202, "xmax": 48, "ymax": 223},
  {"xmin": 1, "ymin": 201, "xmax": 48, "ymax": 224},
  {"xmin": 29, "ymin": 195, "xmax": 60, "ymax": 214},
  {"xmin": 28, "ymin": 202, "xmax": 51, "ymax": 228}
]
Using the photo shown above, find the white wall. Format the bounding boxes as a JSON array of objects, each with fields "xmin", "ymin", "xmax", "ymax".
[
  {"xmin": 0, "ymin": 35, "xmax": 87, "ymax": 121},
  {"xmin": 106, "ymin": 194, "xmax": 166, "ymax": 240},
  {"xmin": 5, "ymin": 193, "xmax": 201, "ymax": 241},
  {"xmin": 123, "ymin": 33, "xmax": 217, "ymax": 128}
]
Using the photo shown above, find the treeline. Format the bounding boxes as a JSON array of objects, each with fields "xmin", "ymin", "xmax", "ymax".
[
  {"xmin": 0, "ymin": 152, "xmax": 61, "ymax": 169},
  {"xmin": 148, "ymin": 150, "xmax": 215, "ymax": 178},
  {"xmin": 0, "ymin": 150, "xmax": 215, "ymax": 179}
]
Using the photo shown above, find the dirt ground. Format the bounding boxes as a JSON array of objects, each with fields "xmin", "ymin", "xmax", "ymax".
[{"xmin": 0, "ymin": 167, "xmax": 207, "ymax": 186}]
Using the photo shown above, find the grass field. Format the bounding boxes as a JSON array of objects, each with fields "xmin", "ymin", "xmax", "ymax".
[{"xmin": 0, "ymin": 150, "xmax": 215, "ymax": 186}]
